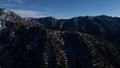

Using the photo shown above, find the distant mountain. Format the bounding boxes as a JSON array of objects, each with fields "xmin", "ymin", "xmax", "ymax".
[
  {"xmin": 30, "ymin": 15, "xmax": 120, "ymax": 46},
  {"xmin": 0, "ymin": 8, "xmax": 120, "ymax": 68}
]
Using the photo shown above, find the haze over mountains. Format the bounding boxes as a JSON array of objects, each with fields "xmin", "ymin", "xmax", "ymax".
[{"xmin": 0, "ymin": 8, "xmax": 120, "ymax": 68}]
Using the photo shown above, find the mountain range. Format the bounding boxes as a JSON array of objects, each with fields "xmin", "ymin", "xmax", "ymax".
[{"xmin": 0, "ymin": 8, "xmax": 120, "ymax": 68}]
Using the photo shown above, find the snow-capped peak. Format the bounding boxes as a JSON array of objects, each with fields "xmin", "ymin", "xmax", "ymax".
[{"xmin": 0, "ymin": 8, "xmax": 24, "ymax": 29}]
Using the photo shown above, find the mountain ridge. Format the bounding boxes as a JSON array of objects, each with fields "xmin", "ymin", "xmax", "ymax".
[
  {"xmin": 29, "ymin": 14, "xmax": 120, "ymax": 46},
  {"xmin": 0, "ymin": 8, "xmax": 120, "ymax": 68}
]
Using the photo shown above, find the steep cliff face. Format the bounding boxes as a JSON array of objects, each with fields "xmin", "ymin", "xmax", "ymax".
[{"xmin": 0, "ymin": 9, "xmax": 120, "ymax": 68}]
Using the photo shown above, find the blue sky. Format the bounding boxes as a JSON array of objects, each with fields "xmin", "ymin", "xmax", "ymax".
[{"xmin": 0, "ymin": 0, "xmax": 120, "ymax": 18}]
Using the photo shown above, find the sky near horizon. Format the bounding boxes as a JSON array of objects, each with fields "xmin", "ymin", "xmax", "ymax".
[{"xmin": 0, "ymin": 0, "xmax": 120, "ymax": 18}]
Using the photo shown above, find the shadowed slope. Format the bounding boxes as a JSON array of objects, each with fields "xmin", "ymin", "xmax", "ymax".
[{"xmin": 0, "ymin": 9, "xmax": 120, "ymax": 68}]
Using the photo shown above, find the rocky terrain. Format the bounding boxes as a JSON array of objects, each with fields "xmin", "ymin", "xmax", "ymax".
[
  {"xmin": 0, "ymin": 8, "xmax": 120, "ymax": 68},
  {"xmin": 30, "ymin": 15, "xmax": 120, "ymax": 46}
]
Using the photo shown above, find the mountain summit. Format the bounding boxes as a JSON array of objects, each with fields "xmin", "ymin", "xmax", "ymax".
[{"xmin": 0, "ymin": 9, "xmax": 120, "ymax": 68}]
